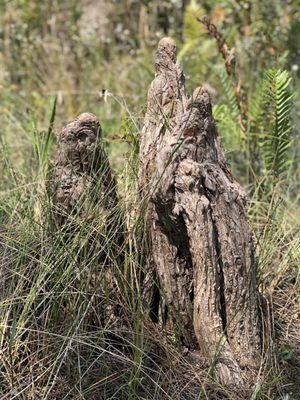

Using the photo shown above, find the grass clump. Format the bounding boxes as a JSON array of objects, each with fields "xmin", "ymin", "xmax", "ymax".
[{"xmin": 0, "ymin": 1, "xmax": 299, "ymax": 399}]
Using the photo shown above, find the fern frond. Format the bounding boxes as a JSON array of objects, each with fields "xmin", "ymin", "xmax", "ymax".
[{"xmin": 260, "ymin": 69, "xmax": 294, "ymax": 178}]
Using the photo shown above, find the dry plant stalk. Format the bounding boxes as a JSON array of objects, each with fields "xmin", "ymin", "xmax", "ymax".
[
  {"xmin": 139, "ymin": 37, "xmax": 263, "ymax": 388},
  {"xmin": 196, "ymin": 16, "xmax": 248, "ymax": 135}
]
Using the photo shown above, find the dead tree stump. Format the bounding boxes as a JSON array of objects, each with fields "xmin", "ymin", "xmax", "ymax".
[
  {"xmin": 51, "ymin": 113, "xmax": 118, "ymax": 222},
  {"xmin": 50, "ymin": 112, "xmax": 123, "ymax": 271},
  {"xmin": 50, "ymin": 112, "xmax": 123, "ymax": 324},
  {"xmin": 139, "ymin": 38, "xmax": 195, "ymax": 342},
  {"xmin": 139, "ymin": 38, "xmax": 263, "ymax": 387}
]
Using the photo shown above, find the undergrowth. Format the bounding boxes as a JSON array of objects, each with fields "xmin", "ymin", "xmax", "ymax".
[{"xmin": 0, "ymin": 1, "xmax": 299, "ymax": 399}]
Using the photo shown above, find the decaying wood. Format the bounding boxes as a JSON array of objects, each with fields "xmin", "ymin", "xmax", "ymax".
[
  {"xmin": 50, "ymin": 112, "xmax": 122, "ymax": 268},
  {"xmin": 50, "ymin": 112, "xmax": 123, "ymax": 323},
  {"xmin": 139, "ymin": 38, "xmax": 195, "ymax": 344},
  {"xmin": 140, "ymin": 38, "xmax": 262, "ymax": 387},
  {"xmin": 51, "ymin": 112, "xmax": 118, "ymax": 224}
]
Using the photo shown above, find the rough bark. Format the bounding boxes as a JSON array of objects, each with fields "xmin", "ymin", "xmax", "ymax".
[
  {"xmin": 50, "ymin": 112, "xmax": 122, "ymax": 266},
  {"xmin": 140, "ymin": 38, "xmax": 262, "ymax": 387},
  {"xmin": 50, "ymin": 113, "xmax": 118, "ymax": 223},
  {"xmin": 139, "ymin": 38, "xmax": 195, "ymax": 344},
  {"xmin": 50, "ymin": 112, "xmax": 123, "ymax": 324}
]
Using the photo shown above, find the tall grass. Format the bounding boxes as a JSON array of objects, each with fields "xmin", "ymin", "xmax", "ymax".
[{"xmin": 0, "ymin": 1, "xmax": 299, "ymax": 399}]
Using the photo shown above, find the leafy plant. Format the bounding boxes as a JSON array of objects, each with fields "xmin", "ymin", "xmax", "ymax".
[{"xmin": 260, "ymin": 69, "xmax": 294, "ymax": 179}]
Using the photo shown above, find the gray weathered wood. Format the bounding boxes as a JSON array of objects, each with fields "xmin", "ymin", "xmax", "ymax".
[
  {"xmin": 51, "ymin": 112, "xmax": 118, "ymax": 226},
  {"xmin": 50, "ymin": 112, "xmax": 122, "ymax": 323},
  {"xmin": 139, "ymin": 37, "xmax": 262, "ymax": 387},
  {"xmin": 139, "ymin": 38, "xmax": 195, "ymax": 344}
]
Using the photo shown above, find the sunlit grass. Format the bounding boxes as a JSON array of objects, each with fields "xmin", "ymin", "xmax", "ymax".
[{"xmin": 0, "ymin": 1, "xmax": 299, "ymax": 398}]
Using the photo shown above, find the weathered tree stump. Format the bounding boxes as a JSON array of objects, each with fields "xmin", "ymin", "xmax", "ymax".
[
  {"xmin": 50, "ymin": 112, "xmax": 124, "ymax": 282},
  {"xmin": 139, "ymin": 38, "xmax": 263, "ymax": 388},
  {"xmin": 50, "ymin": 113, "xmax": 118, "ymax": 225},
  {"xmin": 139, "ymin": 37, "xmax": 196, "ymax": 345},
  {"xmin": 50, "ymin": 112, "xmax": 118, "ymax": 224},
  {"xmin": 50, "ymin": 112, "xmax": 123, "ymax": 323}
]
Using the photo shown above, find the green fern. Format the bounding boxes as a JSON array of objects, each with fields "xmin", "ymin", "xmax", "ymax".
[{"xmin": 260, "ymin": 69, "xmax": 294, "ymax": 178}]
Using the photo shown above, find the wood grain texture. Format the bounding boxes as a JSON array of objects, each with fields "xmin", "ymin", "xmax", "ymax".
[
  {"xmin": 51, "ymin": 112, "xmax": 118, "ymax": 224},
  {"xmin": 139, "ymin": 38, "xmax": 195, "ymax": 344},
  {"xmin": 50, "ymin": 112, "xmax": 123, "ymax": 324},
  {"xmin": 140, "ymin": 38, "xmax": 262, "ymax": 387}
]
